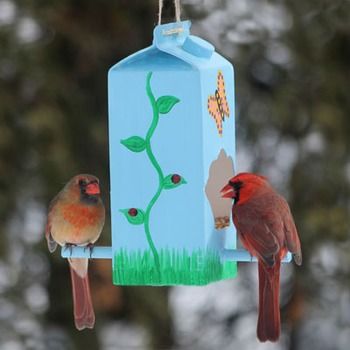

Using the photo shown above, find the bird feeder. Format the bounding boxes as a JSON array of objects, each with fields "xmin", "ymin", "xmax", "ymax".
[{"xmin": 61, "ymin": 20, "xmax": 291, "ymax": 285}]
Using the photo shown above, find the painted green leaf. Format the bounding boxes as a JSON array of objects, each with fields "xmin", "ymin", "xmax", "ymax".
[
  {"xmin": 119, "ymin": 208, "xmax": 145, "ymax": 225},
  {"xmin": 120, "ymin": 136, "xmax": 146, "ymax": 152},
  {"xmin": 162, "ymin": 174, "xmax": 187, "ymax": 190},
  {"xmin": 156, "ymin": 96, "xmax": 180, "ymax": 114}
]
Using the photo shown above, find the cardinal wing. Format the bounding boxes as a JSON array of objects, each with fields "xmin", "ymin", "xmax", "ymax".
[
  {"xmin": 234, "ymin": 197, "xmax": 285, "ymax": 266},
  {"xmin": 279, "ymin": 196, "xmax": 302, "ymax": 265}
]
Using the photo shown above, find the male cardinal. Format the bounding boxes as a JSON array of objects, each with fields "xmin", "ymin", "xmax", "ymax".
[
  {"xmin": 221, "ymin": 173, "xmax": 302, "ymax": 342},
  {"xmin": 45, "ymin": 174, "xmax": 105, "ymax": 330}
]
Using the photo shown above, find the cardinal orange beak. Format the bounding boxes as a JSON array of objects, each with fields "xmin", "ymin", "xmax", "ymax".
[
  {"xmin": 220, "ymin": 183, "xmax": 235, "ymax": 199},
  {"xmin": 85, "ymin": 182, "xmax": 100, "ymax": 195}
]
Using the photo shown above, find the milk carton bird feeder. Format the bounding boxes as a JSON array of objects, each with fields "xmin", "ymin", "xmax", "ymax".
[{"xmin": 61, "ymin": 9, "xmax": 292, "ymax": 285}]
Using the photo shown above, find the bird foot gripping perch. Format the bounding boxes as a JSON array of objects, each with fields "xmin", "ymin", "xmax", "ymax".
[
  {"xmin": 63, "ymin": 242, "xmax": 96, "ymax": 259},
  {"xmin": 64, "ymin": 243, "xmax": 77, "ymax": 257}
]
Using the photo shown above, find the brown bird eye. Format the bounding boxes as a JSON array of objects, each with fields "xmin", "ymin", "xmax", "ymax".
[{"xmin": 79, "ymin": 179, "xmax": 86, "ymax": 186}]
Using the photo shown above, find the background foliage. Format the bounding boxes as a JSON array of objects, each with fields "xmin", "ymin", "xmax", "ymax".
[{"xmin": 0, "ymin": 0, "xmax": 349, "ymax": 349}]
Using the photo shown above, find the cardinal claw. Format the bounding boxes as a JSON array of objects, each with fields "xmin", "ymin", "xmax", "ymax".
[
  {"xmin": 84, "ymin": 243, "xmax": 94, "ymax": 259},
  {"xmin": 64, "ymin": 243, "xmax": 77, "ymax": 257}
]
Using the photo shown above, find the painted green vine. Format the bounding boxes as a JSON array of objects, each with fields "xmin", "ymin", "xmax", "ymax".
[{"xmin": 119, "ymin": 72, "xmax": 186, "ymax": 270}]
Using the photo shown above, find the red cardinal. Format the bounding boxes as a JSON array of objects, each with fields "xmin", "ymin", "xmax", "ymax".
[
  {"xmin": 45, "ymin": 174, "xmax": 105, "ymax": 330},
  {"xmin": 221, "ymin": 173, "xmax": 302, "ymax": 342}
]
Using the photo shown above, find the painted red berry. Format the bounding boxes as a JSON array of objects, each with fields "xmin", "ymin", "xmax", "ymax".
[
  {"xmin": 171, "ymin": 174, "xmax": 181, "ymax": 184},
  {"xmin": 128, "ymin": 208, "xmax": 138, "ymax": 217}
]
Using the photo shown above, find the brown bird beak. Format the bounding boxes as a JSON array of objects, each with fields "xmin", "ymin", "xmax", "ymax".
[
  {"xmin": 220, "ymin": 183, "xmax": 235, "ymax": 199},
  {"xmin": 85, "ymin": 182, "xmax": 100, "ymax": 195}
]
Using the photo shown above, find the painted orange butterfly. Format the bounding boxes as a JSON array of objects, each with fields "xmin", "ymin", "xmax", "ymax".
[{"xmin": 207, "ymin": 71, "xmax": 230, "ymax": 136}]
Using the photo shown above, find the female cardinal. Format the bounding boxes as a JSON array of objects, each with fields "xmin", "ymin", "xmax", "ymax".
[
  {"xmin": 45, "ymin": 174, "xmax": 105, "ymax": 330},
  {"xmin": 221, "ymin": 173, "xmax": 302, "ymax": 342}
]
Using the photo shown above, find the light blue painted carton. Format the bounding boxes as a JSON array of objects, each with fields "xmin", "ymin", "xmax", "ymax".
[{"xmin": 108, "ymin": 21, "xmax": 237, "ymax": 285}]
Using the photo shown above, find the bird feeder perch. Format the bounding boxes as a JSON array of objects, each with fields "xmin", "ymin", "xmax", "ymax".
[{"xmin": 61, "ymin": 20, "xmax": 292, "ymax": 285}]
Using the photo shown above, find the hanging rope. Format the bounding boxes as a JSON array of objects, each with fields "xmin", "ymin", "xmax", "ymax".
[
  {"xmin": 158, "ymin": 0, "xmax": 181, "ymax": 25},
  {"xmin": 158, "ymin": 0, "xmax": 163, "ymax": 25},
  {"xmin": 174, "ymin": 0, "xmax": 181, "ymax": 22}
]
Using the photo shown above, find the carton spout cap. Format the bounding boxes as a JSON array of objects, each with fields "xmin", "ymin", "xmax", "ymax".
[{"xmin": 183, "ymin": 35, "xmax": 214, "ymax": 59}]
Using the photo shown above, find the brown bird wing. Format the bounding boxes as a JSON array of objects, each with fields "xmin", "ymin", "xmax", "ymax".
[{"xmin": 45, "ymin": 193, "xmax": 60, "ymax": 253}]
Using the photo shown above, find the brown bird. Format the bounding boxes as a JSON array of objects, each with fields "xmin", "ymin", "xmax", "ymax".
[
  {"xmin": 45, "ymin": 174, "xmax": 105, "ymax": 330},
  {"xmin": 221, "ymin": 173, "xmax": 302, "ymax": 342}
]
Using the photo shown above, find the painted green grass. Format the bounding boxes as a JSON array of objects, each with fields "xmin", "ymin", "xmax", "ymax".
[{"xmin": 113, "ymin": 248, "xmax": 237, "ymax": 286}]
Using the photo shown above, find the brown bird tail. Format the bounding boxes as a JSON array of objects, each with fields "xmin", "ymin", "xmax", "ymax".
[
  {"xmin": 257, "ymin": 259, "xmax": 281, "ymax": 342},
  {"xmin": 69, "ymin": 259, "xmax": 95, "ymax": 330}
]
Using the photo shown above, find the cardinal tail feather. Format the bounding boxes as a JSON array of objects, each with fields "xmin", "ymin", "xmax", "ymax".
[
  {"xmin": 257, "ymin": 260, "xmax": 281, "ymax": 342},
  {"xmin": 69, "ymin": 259, "xmax": 95, "ymax": 330}
]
